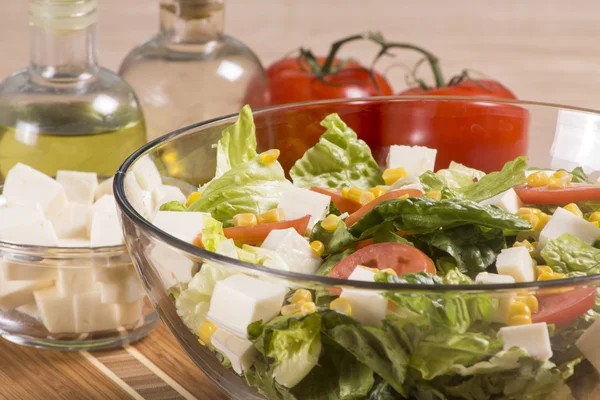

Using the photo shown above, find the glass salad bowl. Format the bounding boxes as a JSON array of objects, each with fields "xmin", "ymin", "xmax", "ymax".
[{"xmin": 115, "ymin": 97, "xmax": 600, "ymax": 400}]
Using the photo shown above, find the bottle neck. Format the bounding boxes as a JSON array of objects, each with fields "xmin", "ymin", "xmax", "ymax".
[
  {"xmin": 28, "ymin": 0, "xmax": 99, "ymax": 82},
  {"xmin": 160, "ymin": 0, "xmax": 225, "ymax": 43}
]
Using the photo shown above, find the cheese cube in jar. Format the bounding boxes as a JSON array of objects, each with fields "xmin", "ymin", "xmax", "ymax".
[
  {"xmin": 94, "ymin": 177, "xmax": 114, "ymax": 201},
  {"xmin": 90, "ymin": 211, "xmax": 124, "ymax": 247},
  {"xmin": 34, "ymin": 287, "xmax": 76, "ymax": 333},
  {"xmin": 56, "ymin": 170, "xmax": 98, "ymax": 205}
]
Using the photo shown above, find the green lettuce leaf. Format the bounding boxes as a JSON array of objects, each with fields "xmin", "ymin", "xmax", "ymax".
[
  {"xmin": 436, "ymin": 162, "xmax": 486, "ymax": 189},
  {"xmin": 214, "ymin": 104, "xmax": 257, "ymax": 177},
  {"xmin": 200, "ymin": 215, "xmax": 226, "ymax": 252},
  {"xmin": 315, "ymin": 248, "xmax": 355, "ymax": 277},
  {"xmin": 540, "ymin": 233, "xmax": 600, "ymax": 274},
  {"xmin": 290, "ymin": 113, "xmax": 384, "ymax": 189},
  {"xmin": 348, "ymin": 197, "xmax": 531, "ymax": 240},
  {"xmin": 159, "ymin": 200, "xmax": 187, "ymax": 212},
  {"xmin": 419, "ymin": 171, "xmax": 459, "ymax": 200},
  {"xmin": 459, "ymin": 156, "xmax": 528, "ymax": 202},
  {"xmin": 310, "ymin": 219, "xmax": 357, "ymax": 256}
]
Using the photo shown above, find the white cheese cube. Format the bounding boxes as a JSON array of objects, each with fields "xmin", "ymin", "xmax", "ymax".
[
  {"xmin": 0, "ymin": 276, "xmax": 53, "ymax": 310},
  {"xmin": 92, "ymin": 264, "xmax": 135, "ymax": 283},
  {"xmin": 278, "ymin": 186, "xmax": 330, "ymax": 230},
  {"xmin": 576, "ymin": 316, "xmax": 600, "ymax": 374},
  {"xmin": 151, "ymin": 185, "xmax": 186, "ymax": 212},
  {"xmin": 0, "ymin": 195, "xmax": 6, "ymax": 207},
  {"xmin": 95, "ymin": 177, "xmax": 114, "ymax": 201},
  {"xmin": 56, "ymin": 170, "xmax": 98, "ymax": 205},
  {"xmin": 211, "ymin": 328, "xmax": 258, "ymax": 375},
  {"xmin": 0, "ymin": 206, "xmax": 46, "ymax": 230},
  {"xmin": 34, "ymin": 286, "xmax": 76, "ymax": 333},
  {"xmin": 480, "ymin": 189, "xmax": 523, "ymax": 214},
  {"xmin": 57, "ymin": 267, "xmax": 99, "ymax": 295},
  {"xmin": 152, "ymin": 211, "xmax": 209, "ymax": 242},
  {"xmin": 539, "ymin": 207, "xmax": 600, "ymax": 249},
  {"xmin": 17, "ymin": 300, "xmax": 40, "ymax": 319},
  {"xmin": 59, "ymin": 238, "xmax": 91, "ymax": 247},
  {"xmin": 207, "ymin": 275, "xmax": 286, "ymax": 338},
  {"xmin": 0, "ymin": 219, "xmax": 59, "ymax": 246},
  {"xmin": 495, "ymin": 247, "xmax": 535, "ymax": 282},
  {"xmin": 339, "ymin": 266, "xmax": 387, "ymax": 327},
  {"xmin": 498, "ymin": 322, "xmax": 553, "ymax": 361},
  {"xmin": 475, "ymin": 272, "xmax": 516, "ymax": 284},
  {"xmin": 132, "ymin": 154, "xmax": 162, "ymax": 192},
  {"xmin": 74, "ymin": 291, "xmax": 119, "ymax": 333},
  {"xmin": 389, "ymin": 175, "xmax": 425, "ymax": 193},
  {"xmin": 347, "ymin": 265, "xmax": 378, "ymax": 282},
  {"xmin": 124, "ymin": 172, "xmax": 154, "ymax": 219},
  {"xmin": 2, "ymin": 261, "xmax": 58, "ymax": 281},
  {"xmin": 86, "ymin": 194, "xmax": 117, "ymax": 235},
  {"xmin": 387, "ymin": 145, "xmax": 437, "ymax": 176},
  {"xmin": 115, "ymin": 300, "xmax": 144, "ymax": 327},
  {"xmin": 2, "ymin": 163, "xmax": 69, "ymax": 224},
  {"xmin": 90, "ymin": 211, "xmax": 124, "ymax": 247},
  {"xmin": 99, "ymin": 273, "xmax": 145, "ymax": 304},
  {"xmin": 261, "ymin": 228, "xmax": 321, "ymax": 275},
  {"xmin": 52, "ymin": 203, "xmax": 91, "ymax": 239},
  {"xmin": 149, "ymin": 243, "xmax": 195, "ymax": 288}
]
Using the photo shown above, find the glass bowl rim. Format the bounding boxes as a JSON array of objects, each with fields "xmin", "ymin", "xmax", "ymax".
[{"xmin": 114, "ymin": 95, "xmax": 600, "ymax": 292}]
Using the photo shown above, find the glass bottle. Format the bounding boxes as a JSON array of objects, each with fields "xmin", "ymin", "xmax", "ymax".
[
  {"xmin": 119, "ymin": 0, "xmax": 268, "ymax": 142},
  {"xmin": 0, "ymin": 0, "xmax": 147, "ymax": 179}
]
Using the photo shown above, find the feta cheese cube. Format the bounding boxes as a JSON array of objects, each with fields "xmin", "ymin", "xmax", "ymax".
[
  {"xmin": 339, "ymin": 266, "xmax": 388, "ymax": 327},
  {"xmin": 1, "ymin": 261, "xmax": 58, "ymax": 281},
  {"xmin": 124, "ymin": 172, "xmax": 153, "ymax": 219},
  {"xmin": 495, "ymin": 247, "xmax": 535, "ymax": 282},
  {"xmin": 152, "ymin": 211, "xmax": 209, "ymax": 242},
  {"xmin": 576, "ymin": 316, "xmax": 600, "ymax": 374},
  {"xmin": 0, "ymin": 219, "xmax": 59, "ymax": 246},
  {"xmin": 57, "ymin": 267, "xmax": 99, "ymax": 295},
  {"xmin": 56, "ymin": 170, "xmax": 98, "ymax": 205},
  {"xmin": 149, "ymin": 243, "xmax": 196, "ymax": 288},
  {"xmin": 539, "ymin": 207, "xmax": 600, "ymax": 249},
  {"xmin": 59, "ymin": 238, "xmax": 91, "ymax": 247},
  {"xmin": 480, "ymin": 189, "xmax": 523, "ymax": 214},
  {"xmin": 95, "ymin": 177, "xmax": 114, "ymax": 201},
  {"xmin": 34, "ymin": 287, "xmax": 76, "ymax": 333},
  {"xmin": 0, "ymin": 275, "xmax": 53, "ymax": 310},
  {"xmin": 0, "ymin": 195, "xmax": 6, "ymax": 207},
  {"xmin": 52, "ymin": 203, "xmax": 91, "ymax": 239},
  {"xmin": 92, "ymin": 264, "xmax": 135, "ymax": 284},
  {"xmin": 207, "ymin": 275, "xmax": 286, "ymax": 338},
  {"xmin": 278, "ymin": 186, "xmax": 330, "ymax": 230},
  {"xmin": 475, "ymin": 272, "xmax": 516, "ymax": 284},
  {"xmin": 114, "ymin": 300, "xmax": 144, "ymax": 327},
  {"xmin": 86, "ymin": 194, "xmax": 117, "ymax": 235},
  {"xmin": 132, "ymin": 154, "xmax": 162, "ymax": 192},
  {"xmin": 0, "ymin": 206, "xmax": 46, "ymax": 230},
  {"xmin": 498, "ymin": 322, "xmax": 553, "ymax": 360},
  {"xmin": 99, "ymin": 273, "xmax": 145, "ymax": 304},
  {"xmin": 261, "ymin": 228, "xmax": 321, "ymax": 274},
  {"xmin": 387, "ymin": 145, "xmax": 437, "ymax": 176},
  {"xmin": 211, "ymin": 328, "xmax": 258, "ymax": 375},
  {"xmin": 90, "ymin": 211, "xmax": 124, "ymax": 247},
  {"xmin": 389, "ymin": 175, "xmax": 425, "ymax": 193},
  {"xmin": 17, "ymin": 300, "xmax": 40, "ymax": 319},
  {"xmin": 151, "ymin": 185, "xmax": 186, "ymax": 213},
  {"xmin": 74, "ymin": 291, "xmax": 119, "ymax": 333},
  {"xmin": 2, "ymin": 163, "xmax": 68, "ymax": 224},
  {"xmin": 347, "ymin": 265, "xmax": 378, "ymax": 282}
]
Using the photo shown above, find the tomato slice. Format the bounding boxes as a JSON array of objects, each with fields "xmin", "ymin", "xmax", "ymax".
[
  {"xmin": 514, "ymin": 184, "xmax": 600, "ymax": 205},
  {"xmin": 222, "ymin": 215, "xmax": 310, "ymax": 244},
  {"xmin": 532, "ymin": 286, "xmax": 596, "ymax": 326},
  {"xmin": 310, "ymin": 187, "xmax": 361, "ymax": 214},
  {"xmin": 345, "ymin": 189, "xmax": 423, "ymax": 227},
  {"xmin": 328, "ymin": 242, "xmax": 436, "ymax": 279}
]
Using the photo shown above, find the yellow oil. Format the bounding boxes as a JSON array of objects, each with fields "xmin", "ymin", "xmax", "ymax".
[{"xmin": 0, "ymin": 103, "xmax": 146, "ymax": 179}]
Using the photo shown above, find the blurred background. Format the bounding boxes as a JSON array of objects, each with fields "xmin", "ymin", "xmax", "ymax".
[{"xmin": 1, "ymin": 0, "xmax": 600, "ymax": 110}]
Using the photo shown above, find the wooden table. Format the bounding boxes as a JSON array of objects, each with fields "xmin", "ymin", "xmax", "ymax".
[{"xmin": 0, "ymin": 324, "xmax": 228, "ymax": 400}]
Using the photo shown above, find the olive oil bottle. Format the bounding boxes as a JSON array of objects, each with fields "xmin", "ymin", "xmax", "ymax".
[{"xmin": 0, "ymin": 0, "xmax": 146, "ymax": 179}]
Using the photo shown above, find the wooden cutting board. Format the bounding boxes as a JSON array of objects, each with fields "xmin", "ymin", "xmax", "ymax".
[{"xmin": 0, "ymin": 323, "xmax": 228, "ymax": 400}]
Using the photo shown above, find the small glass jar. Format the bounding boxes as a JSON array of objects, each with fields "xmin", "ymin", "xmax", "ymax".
[
  {"xmin": 119, "ymin": 0, "xmax": 268, "ymax": 141},
  {"xmin": 0, "ymin": 0, "xmax": 147, "ymax": 180}
]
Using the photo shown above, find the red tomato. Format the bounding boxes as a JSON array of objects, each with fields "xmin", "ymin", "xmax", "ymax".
[
  {"xmin": 310, "ymin": 187, "xmax": 361, "ymax": 214},
  {"xmin": 378, "ymin": 79, "xmax": 529, "ymax": 173},
  {"xmin": 222, "ymin": 215, "xmax": 310, "ymax": 244},
  {"xmin": 328, "ymin": 242, "xmax": 436, "ymax": 279},
  {"xmin": 532, "ymin": 287, "xmax": 596, "ymax": 326},
  {"xmin": 345, "ymin": 189, "xmax": 423, "ymax": 227},
  {"xmin": 514, "ymin": 184, "xmax": 600, "ymax": 205}
]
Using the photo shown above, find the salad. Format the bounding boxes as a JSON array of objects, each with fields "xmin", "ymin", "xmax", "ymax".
[{"xmin": 141, "ymin": 105, "xmax": 600, "ymax": 400}]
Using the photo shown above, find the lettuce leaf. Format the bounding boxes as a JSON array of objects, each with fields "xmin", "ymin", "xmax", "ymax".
[
  {"xmin": 436, "ymin": 162, "xmax": 486, "ymax": 189},
  {"xmin": 214, "ymin": 104, "xmax": 257, "ymax": 178},
  {"xmin": 159, "ymin": 200, "xmax": 187, "ymax": 212},
  {"xmin": 459, "ymin": 156, "xmax": 528, "ymax": 202},
  {"xmin": 540, "ymin": 233, "xmax": 600, "ymax": 274},
  {"xmin": 200, "ymin": 215, "xmax": 226, "ymax": 252},
  {"xmin": 310, "ymin": 218, "xmax": 357, "ymax": 256},
  {"xmin": 290, "ymin": 114, "xmax": 384, "ymax": 189}
]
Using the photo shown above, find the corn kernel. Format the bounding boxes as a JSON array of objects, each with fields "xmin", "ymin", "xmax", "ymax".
[
  {"xmin": 590, "ymin": 212, "xmax": 600, "ymax": 223},
  {"xmin": 516, "ymin": 295, "xmax": 539, "ymax": 314},
  {"xmin": 521, "ymin": 213, "xmax": 540, "ymax": 231},
  {"xmin": 538, "ymin": 272, "xmax": 555, "ymax": 281},
  {"xmin": 368, "ymin": 186, "xmax": 388, "ymax": 198},
  {"xmin": 592, "ymin": 221, "xmax": 600, "ymax": 228},
  {"xmin": 526, "ymin": 171, "xmax": 549, "ymax": 187},
  {"xmin": 321, "ymin": 214, "xmax": 341, "ymax": 232},
  {"xmin": 233, "ymin": 213, "xmax": 258, "ymax": 227},
  {"xmin": 538, "ymin": 213, "xmax": 551, "ymax": 231},
  {"xmin": 347, "ymin": 188, "xmax": 365, "ymax": 204},
  {"xmin": 300, "ymin": 301, "xmax": 316, "ymax": 315},
  {"xmin": 508, "ymin": 315, "xmax": 532, "ymax": 326},
  {"xmin": 551, "ymin": 170, "xmax": 571, "ymax": 179},
  {"xmin": 291, "ymin": 289, "xmax": 313, "ymax": 304},
  {"xmin": 536, "ymin": 265, "xmax": 553, "ymax": 277},
  {"xmin": 198, "ymin": 321, "xmax": 218, "ymax": 346},
  {"xmin": 186, "ymin": 191, "xmax": 202, "ymax": 207},
  {"xmin": 509, "ymin": 301, "xmax": 531, "ymax": 317},
  {"xmin": 382, "ymin": 168, "xmax": 408, "ymax": 185},
  {"xmin": 548, "ymin": 171, "xmax": 572, "ymax": 189},
  {"xmin": 564, "ymin": 203, "xmax": 583, "ymax": 218},
  {"xmin": 360, "ymin": 191, "xmax": 375, "ymax": 205},
  {"xmin": 517, "ymin": 207, "xmax": 542, "ymax": 216},
  {"xmin": 513, "ymin": 240, "xmax": 535, "ymax": 253},
  {"xmin": 341, "ymin": 187, "xmax": 351, "ymax": 198},
  {"xmin": 426, "ymin": 190, "xmax": 442, "ymax": 201},
  {"xmin": 330, "ymin": 298, "xmax": 352, "ymax": 316},
  {"xmin": 259, "ymin": 149, "xmax": 280, "ymax": 164},
  {"xmin": 258, "ymin": 208, "xmax": 285, "ymax": 224},
  {"xmin": 381, "ymin": 268, "xmax": 398, "ymax": 276},
  {"xmin": 554, "ymin": 272, "xmax": 566, "ymax": 279},
  {"xmin": 309, "ymin": 240, "xmax": 325, "ymax": 257}
]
